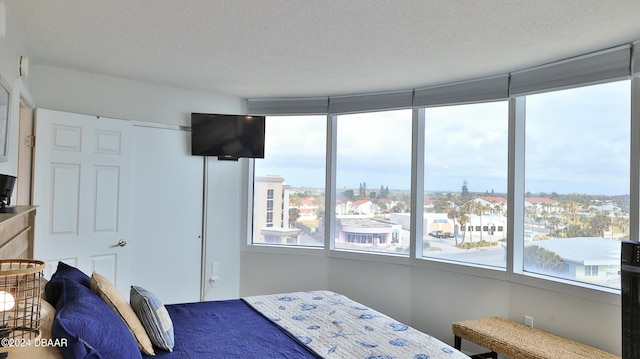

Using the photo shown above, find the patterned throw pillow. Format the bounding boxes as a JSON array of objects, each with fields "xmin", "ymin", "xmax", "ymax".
[
  {"xmin": 90, "ymin": 272, "xmax": 155, "ymax": 355},
  {"xmin": 130, "ymin": 286, "xmax": 175, "ymax": 352}
]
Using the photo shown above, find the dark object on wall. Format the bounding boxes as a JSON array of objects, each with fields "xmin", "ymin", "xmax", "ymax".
[
  {"xmin": 0, "ymin": 174, "xmax": 15, "ymax": 213},
  {"xmin": 622, "ymin": 240, "xmax": 640, "ymax": 359},
  {"xmin": 191, "ymin": 113, "xmax": 265, "ymax": 161}
]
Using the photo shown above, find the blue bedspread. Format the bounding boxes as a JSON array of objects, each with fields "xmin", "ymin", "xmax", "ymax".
[{"xmin": 145, "ymin": 299, "xmax": 320, "ymax": 358}]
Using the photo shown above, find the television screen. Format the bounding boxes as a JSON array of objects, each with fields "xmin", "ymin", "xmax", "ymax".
[{"xmin": 191, "ymin": 113, "xmax": 265, "ymax": 160}]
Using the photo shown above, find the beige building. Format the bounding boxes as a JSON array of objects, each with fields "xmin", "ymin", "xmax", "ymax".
[{"xmin": 253, "ymin": 175, "xmax": 300, "ymax": 244}]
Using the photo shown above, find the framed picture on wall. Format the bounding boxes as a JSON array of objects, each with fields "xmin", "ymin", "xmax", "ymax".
[{"xmin": 0, "ymin": 77, "xmax": 10, "ymax": 162}]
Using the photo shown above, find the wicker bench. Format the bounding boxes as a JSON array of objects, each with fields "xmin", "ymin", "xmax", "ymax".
[{"xmin": 452, "ymin": 317, "xmax": 620, "ymax": 359}]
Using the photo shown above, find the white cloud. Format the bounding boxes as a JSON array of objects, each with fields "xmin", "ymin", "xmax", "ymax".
[{"xmin": 255, "ymin": 80, "xmax": 631, "ymax": 195}]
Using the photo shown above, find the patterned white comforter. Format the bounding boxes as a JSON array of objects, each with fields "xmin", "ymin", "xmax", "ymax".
[{"xmin": 243, "ymin": 290, "xmax": 470, "ymax": 359}]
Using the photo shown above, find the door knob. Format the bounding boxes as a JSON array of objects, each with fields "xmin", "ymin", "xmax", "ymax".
[{"xmin": 113, "ymin": 239, "xmax": 127, "ymax": 247}]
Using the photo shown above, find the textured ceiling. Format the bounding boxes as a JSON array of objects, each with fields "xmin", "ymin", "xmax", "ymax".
[{"xmin": 5, "ymin": 1, "xmax": 640, "ymax": 99}]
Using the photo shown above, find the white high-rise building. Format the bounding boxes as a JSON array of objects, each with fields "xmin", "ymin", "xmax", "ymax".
[{"xmin": 253, "ymin": 175, "xmax": 300, "ymax": 244}]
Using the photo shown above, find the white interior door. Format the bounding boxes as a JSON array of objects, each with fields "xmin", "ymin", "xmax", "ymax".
[
  {"xmin": 129, "ymin": 125, "xmax": 203, "ymax": 304},
  {"xmin": 33, "ymin": 109, "xmax": 131, "ymax": 294}
]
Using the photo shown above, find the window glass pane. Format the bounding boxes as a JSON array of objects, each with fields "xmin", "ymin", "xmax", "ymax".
[
  {"xmin": 252, "ymin": 116, "xmax": 326, "ymax": 247},
  {"xmin": 422, "ymin": 102, "xmax": 509, "ymax": 268},
  {"xmin": 524, "ymin": 80, "xmax": 629, "ymax": 289},
  {"xmin": 335, "ymin": 109, "xmax": 412, "ymax": 255}
]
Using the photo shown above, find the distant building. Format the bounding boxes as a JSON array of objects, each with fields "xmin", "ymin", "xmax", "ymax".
[
  {"xmin": 589, "ymin": 200, "xmax": 624, "ymax": 215},
  {"xmin": 391, "ymin": 212, "xmax": 507, "ymax": 242},
  {"xmin": 424, "ymin": 199, "xmax": 436, "ymax": 211},
  {"xmin": 525, "ymin": 197, "xmax": 560, "ymax": 215},
  {"xmin": 526, "ymin": 238, "xmax": 620, "ymax": 287},
  {"xmin": 351, "ymin": 199, "xmax": 376, "ymax": 215},
  {"xmin": 474, "ymin": 197, "xmax": 508, "ymax": 214},
  {"xmin": 335, "ymin": 199, "xmax": 347, "ymax": 215},
  {"xmin": 422, "ymin": 213, "xmax": 453, "ymax": 235},
  {"xmin": 336, "ymin": 217, "xmax": 401, "ymax": 248},
  {"xmin": 261, "ymin": 227, "xmax": 302, "ymax": 245},
  {"xmin": 335, "ymin": 199, "xmax": 387, "ymax": 215},
  {"xmin": 254, "ymin": 175, "xmax": 300, "ymax": 244},
  {"xmin": 291, "ymin": 197, "xmax": 318, "ymax": 221}
]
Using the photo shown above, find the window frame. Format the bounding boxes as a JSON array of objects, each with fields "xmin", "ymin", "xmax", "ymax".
[
  {"xmin": 243, "ymin": 91, "xmax": 624, "ymax": 301},
  {"xmin": 331, "ymin": 108, "xmax": 414, "ymax": 258},
  {"xmin": 243, "ymin": 43, "xmax": 640, "ymax": 304},
  {"xmin": 248, "ymin": 114, "xmax": 329, "ymax": 249},
  {"xmin": 418, "ymin": 100, "xmax": 510, "ymax": 269},
  {"xmin": 516, "ymin": 79, "xmax": 631, "ymax": 291}
]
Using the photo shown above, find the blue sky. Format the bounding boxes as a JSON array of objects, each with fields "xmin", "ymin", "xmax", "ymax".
[
  {"xmin": 524, "ymin": 80, "xmax": 630, "ymax": 195},
  {"xmin": 255, "ymin": 80, "xmax": 631, "ymax": 196}
]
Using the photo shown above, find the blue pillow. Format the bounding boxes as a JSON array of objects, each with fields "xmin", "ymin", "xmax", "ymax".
[
  {"xmin": 45, "ymin": 262, "xmax": 91, "ymax": 307},
  {"xmin": 52, "ymin": 278, "xmax": 142, "ymax": 359},
  {"xmin": 130, "ymin": 286, "xmax": 174, "ymax": 351}
]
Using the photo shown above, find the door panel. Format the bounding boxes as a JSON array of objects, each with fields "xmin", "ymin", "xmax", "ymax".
[
  {"xmin": 50, "ymin": 164, "xmax": 80, "ymax": 234},
  {"xmin": 92, "ymin": 254, "xmax": 117, "ymax": 280},
  {"xmin": 51, "ymin": 124, "xmax": 82, "ymax": 150},
  {"xmin": 33, "ymin": 109, "xmax": 131, "ymax": 293},
  {"xmin": 94, "ymin": 165, "xmax": 120, "ymax": 232},
  {"xmin": 129, "ymin": 125, "xmax": 203, "ymax": 304}
]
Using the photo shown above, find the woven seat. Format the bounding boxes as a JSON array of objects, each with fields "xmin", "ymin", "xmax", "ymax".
[{"xmin": 452, "ymin": 317, "xmax": 620, "ymax": 359}]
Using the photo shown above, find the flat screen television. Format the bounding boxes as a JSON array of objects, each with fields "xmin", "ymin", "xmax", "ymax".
[{"xmin": 191, "ymin": 113, "xmax": 265, "ymax": 160}]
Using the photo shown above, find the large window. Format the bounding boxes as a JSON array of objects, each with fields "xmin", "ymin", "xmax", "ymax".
[
  {"xmin": 422, "ymin": 102, "xmax": 509, "ymax": 268},
  {"xmin": 523, "ymin": 80, "xmax": 630, "ymax": 289},
  {"xmin": 334, "ymin": 109, "xmax": 412, "ymax": 255},
  {"xmin": 252, "ymin": 116, "xmax": 326, "ymax": 247},
  {"xmin": 247, "ymin": 43, "xmax": 637, "ymax": 295}
]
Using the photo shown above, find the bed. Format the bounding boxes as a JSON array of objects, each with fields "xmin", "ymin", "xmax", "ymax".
[
  {"xmin": 151, "ymin": 290, "xmax": 469, "ymax": 359},
  {"xmin": 25, "ymin": 261, "xmax": 470, "ymax": 359},
  {"xmin": 0, "ymin": 237, "xmax": 468, "ymax": 359},
  {"xmin": 0, "ymin": 208, "xmax": 469, "ymax": 358}
]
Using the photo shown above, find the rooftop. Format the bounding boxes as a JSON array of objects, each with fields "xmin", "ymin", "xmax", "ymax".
[{"xmin": 527, "ymin": 238, "xmax": 620, "ymax": 265}]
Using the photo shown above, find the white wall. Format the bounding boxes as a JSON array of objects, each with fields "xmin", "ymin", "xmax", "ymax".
[
  {"xmin": 29, "ymin": 65, "xmax": 243, "ymax": 127},
  {"xmin": 201, "ymin": 157, "xmax": 246, "ymax": 301},
  {"xmin": 241, "ymin": 251, "xmax": 329, "ymax": 296},
  {"xmin": 0, "ymin": 0, "xmax": 30, "ymax": 179},
  {"xmin": 509, "ymin": 282, "xmax": 620, "ymax": 354}
]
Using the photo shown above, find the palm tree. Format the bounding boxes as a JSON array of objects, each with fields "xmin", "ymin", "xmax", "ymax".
[
  {"xmin": 540, "ymin": 207, "xmax": 550, "ymax": 234},
  {"xmin": 494, "ymin": 203, "xmax": 504, "ymax": 217},
  {"xmin": 289, "ymin": 194, "xmax": 303, "ymax": 207},
  {"xmin": 458, "ymin": 212, "xmax": 469, "ymax": 245},
  {"xmin": 526, "ymin": 205, "xmax": 537, "ymax": 235},
  {"xmin": 474, "ymin": 202, "xmax": 485, "ymax": 244},
  {"xmin": 448, "ymin": 209, "xmax": 458, "ymax": 246},
  {"xmin": 568, "ymin": 201, "xmax": 581, "ymax": 225},
  {"xmin": 524, "ymin": 245, "xmax": 563, "ymax": 272},
  {"xmin": 461, "ymin": 202, "xmax": 475, "ymax": 244},
  {"xmin": 549, "ymin": 216, "xmax": 561, "ymax": 235},
  {"xmin": 483, "ymin": 204, "xmax": 494, "ymax": 244},
  {"xmin": 288, "ymin": 208, "xmax": 300, "ymax": 228},
  {"xmin": 313, "ymin": 195, "xmax": 325, "ymax": 219}
]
